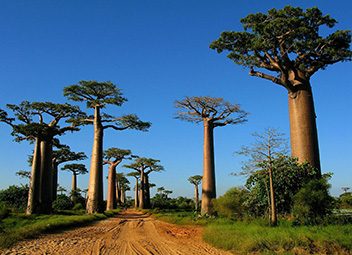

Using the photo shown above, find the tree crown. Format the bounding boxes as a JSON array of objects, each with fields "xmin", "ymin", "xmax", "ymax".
[
  {"xmin": 175, "ymin": 96, "xmax": 248, "ymax": 126},
  {"xmin": 210, "ymin": 6, "xmax": 351, "ymax": 90},
  {"xmin": 61, "ymin": 163, "xmax": 88, "ymax": 175},
  {"xmin": 104, "ymin": 148, "xmax": 132, "ymax": 162},
  {"xmin": 64, "ymin": 80, "xmax": 126, "ymax": 108},
  {"xmin": 124, "ymin": 157, "xmax": 164, "ymax": 174},
  {"xmin": 188, "ymin": 175, "xmax": 202, "ymax": 185}
]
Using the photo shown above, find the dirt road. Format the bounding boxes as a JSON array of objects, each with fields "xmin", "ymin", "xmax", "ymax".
[{"xmin": 1, "ymin": 210, "xmax": 232, "ymax": 255}]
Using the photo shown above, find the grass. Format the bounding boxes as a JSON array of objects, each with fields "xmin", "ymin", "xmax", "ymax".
[
  {"xmin": 152, "ymin": 210, "xmax": 352, "ymax": 254},
  {"xmin": 0, "ymin": 209, "xmax": 120, "ymax": 249}
]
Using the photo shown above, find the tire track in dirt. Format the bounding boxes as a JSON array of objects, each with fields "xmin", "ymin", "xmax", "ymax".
[{"xmin": 0, "ymin": 210, "xmax": 232, "ymax": 255}]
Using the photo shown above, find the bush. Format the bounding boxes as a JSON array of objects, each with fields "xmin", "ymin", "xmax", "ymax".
[
  {"xmin": 52, "ymin": 194, "xmax": 74, "ymax": 211},
  {"xmin": 293, "ymin": 177, "xmax": 334, "ymax": 225},
  {"xmin": 0, "ymin": 185, "xmax": 28, "ymax": 212},
  {"xmin": 72, "ymin": 203, "xmax": 84, "ymax": 211},
  {"xmin": 213, "ymin": 187, "xmax": 249, "ymax": 219},
  {"xmin": 0, "ymin": 203, "xmax": 10, "ymax": 220},
  {"xmin": 338, "ymin": 192, "xmax": 352, "ymax": 209}
]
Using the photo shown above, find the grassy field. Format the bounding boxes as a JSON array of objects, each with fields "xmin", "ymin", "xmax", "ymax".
[
  {"xmin": 152, "ymin": 210, "xmax": 352, "ymax": 254},
  {"xmin": 0, "ymin": 209, "xmax": 120, "ymax": 249}
]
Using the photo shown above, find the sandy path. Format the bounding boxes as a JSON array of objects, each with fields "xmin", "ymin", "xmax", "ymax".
[{"xmin": 0, "ymin": 210, "xmax": 232, "ymax": 255}]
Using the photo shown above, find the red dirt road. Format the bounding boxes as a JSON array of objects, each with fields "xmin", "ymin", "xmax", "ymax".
[{"xmin": 1, "ymin": 210, "xmax": 232, "ymax": 255}]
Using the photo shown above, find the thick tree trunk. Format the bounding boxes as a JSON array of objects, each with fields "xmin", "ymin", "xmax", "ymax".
[
  {"xmin": 144, "ymin": 174, "xmax": 150, "ymax": 209},
  {"xmin": 26, "ymin": 138, "xmax": 41, "ymax": 215},
  {"xmin": 106, "ymin": 164, "xmax": 117, "ymax": 211},
  {"xmin": 194, "ymin": 185, "xmax": 199, "ymax": 211},
  {"xmin": 72, "ymin": 173, "xmax": 77, "ymax": 192},
  {"xmin": 201, "ymin": 120, "xmax": 216, "ymax": 215},
  {"xmin": 52, "ymin": 161, "xmax": 58, "ymax": 201},
  {"xmin": 116, "ymin": 180, "xmax": 121, "ymax": 205},
  {"xmin": 86, "ymin": 106, "xmax": 104, "ymax": 213},
  {"xmin": 39, "ymin": 139, "xmax": 53, "ymax": 214},
  {"xmin": 268, "ymin": 167, "xmax": 277, "ymax": 226},
  {"xmin": 120, "ymin": 187, "xmax": 125, "ymax": 204},
  {"xmin": 288, "ymin": 85, "xmax": 321, "ymax": 174},
  {"xmin": 139, "ymin": 171, "xmax": 145, "ymax": 209},
  {"xmin": 134, "ymin": 178, "xmax": 139, "ymax": 208}
]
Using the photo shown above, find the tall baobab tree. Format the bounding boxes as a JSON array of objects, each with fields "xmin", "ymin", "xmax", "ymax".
[
  {"xmin": 127, "ymin": 171, "xmax": 140, "ymax": 208},
  {"xmin": 103, "ymin": 148, "xmax": 132, "ymax": 210},
  {"xmin": 125, "ymin": 157, "xmax": 164, "ymax": 209},
  {"xmin": 210, "ymin": 6, "xmax": 351, "ymax": 173},
  {"xmin": 237, "ymin": 128, "xmax": 287, "ymax": 226},
  {"xmin": 61, "ymin": 163, "xmax": 88, "ymax": 202},
  {"xmin": 175, "ymin": 96, "xmax": 247, "ymax": 215},
  {"xmin": 116, "ymin": 173, "xmax": 130, "ymax": 205},
  {"xmin": 188, "ymin": 175, "xmax": 202, "ymax": 211},
  {"xmin": 1, "ymin": 101, "xmax": 83, "ymax": 214},
  {"xmin": 52, "ymin": 146, "xmax": 87, "ymax": 201},
  {"xmin": 64, "ymin": 81, "xmax": 151, "ymax": 213}
]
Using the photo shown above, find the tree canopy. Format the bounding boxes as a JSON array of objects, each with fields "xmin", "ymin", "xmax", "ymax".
[
  {"xmin": 61, "ymin": 163, "xmax": 88, "ymax": 176},
  {"xmin": 188, "ymin": 175, "xmax": 202, "ymax": 186},
  {"xmin": 210, "ymin": 6, "xmax": 351, "ymax": 91},
  {"xmin": 175, "ymin": 96, "xmax": 248, "ymax": 126}
]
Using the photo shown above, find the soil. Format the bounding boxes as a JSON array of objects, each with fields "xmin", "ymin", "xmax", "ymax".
[{"xmin": 0, "ymin": 210, "xmax": 232, "ymax": 255}]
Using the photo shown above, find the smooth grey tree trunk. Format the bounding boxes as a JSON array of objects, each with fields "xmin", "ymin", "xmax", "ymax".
[
  {"xmin": 86, "ymin": 106, "xmax": 104, "ymax": 213},
  {"xmin": 26, "ymin": 138, "xmax": 41, "ymax": 215},
  {"xmin": 201, "ymin": 120, "xmax": 216, "ymax": 215}
]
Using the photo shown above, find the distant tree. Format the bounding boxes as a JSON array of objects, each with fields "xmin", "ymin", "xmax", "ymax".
[
  {"xmin": 236, "ymin": 128, "xmax": 288, "ymax": 225},
  {"xmin": 61, "ymin": 163, "xmax": 87, "ymax": 202},
  {"xmin": 16, "ymin": 170, "xmax": 31, "ymax": 180},
  {"xmin": 64, "ymin": 80, "xmax": 151, "ymax": 213},
  {"xmin": 124, "ymin": 157, "xmax": 164, "ymax": 209},
  {"xmin": 210, "ymin": 6, "xmax": 351, "ymax": 173},
  {"xmin": 51, "ymin": 146, "xmax": 87, "ymax": 200},
  {"xmin": 127, "ymin": 171, "xmax": 140, "ymax": 208},
  {"xmin": 57, "ymin": 185, "xmax": 67, "ymax": 195},
  {"xmin": 188, "ymin": 175, "xmax": 202, "ymax": 211},
  {"xmin": 103, "ymin": 148, "xmax": 132, "ymax": 210},
  {"xmin": 176, "ymin": 96, "xmax": 247, "ymax": 215},
  {"xmin": 341, "ymin": 187, "xmax": 350, "ymax": 194},
  {"xmin": 116, "ymin": 173, "xmax": 130, "ymax": 205}
]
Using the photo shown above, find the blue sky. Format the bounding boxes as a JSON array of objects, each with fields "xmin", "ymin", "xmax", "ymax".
[{"xmin": 0, "ymin": 0, "xmax": 351, "ymax": 199}]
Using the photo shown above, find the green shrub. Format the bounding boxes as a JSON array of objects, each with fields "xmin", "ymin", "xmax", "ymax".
[
  {"xmin": 0, "ymin": 203, "xmax": 10, "ymax": 220},
  {"xmin": 213, "ymin": 187, "xmax": 249, "ymax": 219},
  {"xmin": 52, "ymin": 194, "xmax": 74, "ymax": 211},
  {"xmin": 339, "ymin": 192, "xmax": 352, "ymax": 209},
  {"xmin": 293, "ymin": 178, "xmax": 334, "ymax": 225},
  {"xmin": 72, "ymin": 203, "xmax": 84, "ymax": 211},
  {"xmin": 0, "ymin": 185, "xmax": 28, "ymax": 212}
]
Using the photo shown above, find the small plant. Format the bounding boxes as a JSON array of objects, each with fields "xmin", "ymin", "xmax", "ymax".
[
  {"xmin": 0, "ymin": 203, "xmax": 10, "ymax": 220},
  {"xmin": 52, "ymin": 194, "xmax": 74, "ymax": 211}
]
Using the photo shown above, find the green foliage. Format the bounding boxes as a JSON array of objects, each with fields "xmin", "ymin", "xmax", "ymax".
[
  {"xmin": 64, "ymin": 80, "xmax": 126, "ymax": 108},
  {"xmin": 61, "ymin": 163, "xmax": 87, "ymax": 175},
  {"xmin": 151, "ymin": 195, "xmax": 194, "ymax": 211},
  {"xmin": 104, "ymin": 147, "xmax": 132, "ymax": 161},
  {"xmin": 52, "ymin": 194, "xmax": 74, "ymax": 211},
  {"xmin": 188, "ymin": 175, "xmax": 202, "ymax": 186},
  {"xmin": 293, "ymin": 177, "xmax": 334, "ymax": 225},
  {"xmin": 0, "ymin": 185, "xmax": 28, "ymax": 212},
  {"xmin": 245, "ymin": 156, "xmax": 317, "ymax": 216},
  {"xmin": 210, "ymin": 6, "xmax": 351, "ymax": 81},
  {"xmin": 0, "ymin": 203, "xmax": 10, "ymax": 220},
  {"xmin": 213, "ymin": 187, "xmax": 249, "ymax": 219},
  {"xmin": 339, "ymin": 192, "xmax": 352, "ymax": 209},
  {"xmin": 72, "ymin": 203, "xmax": 84, "ymax": 211}
]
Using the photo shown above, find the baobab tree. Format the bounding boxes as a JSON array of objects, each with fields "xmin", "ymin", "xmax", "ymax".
[
  {"xmin": 188, "ymin": 175, "xmax": 202, "ymax": 211},
  {"xmin": 51, "ymin": 146, "xmax": 87, "ymax": 201},
  {"xmin": 103, "ymin": 148, "xmax": 132, "ymax": 210},
  {"xmin": 127, "ymin": 171, "xmax": 140, "ymax": 208},
  {"xmin": 237, "ymin": 128, "xmax": 287, "ymax": 226},
  {"xmin": 210, "ymin": 6, "xmax": 351, "ymax": 173},
  {"xmin": 0, "ymin": 101, "xmax": 83, "ymax": 214},
  {"xmin": 125, "ymin": 157, "xmax": 164, "ymax": 209},
  {"xmin": 64, "ymin": 81, "xmax": 151, "ymax": 213},
  {"xmin": 116, "ymin": 173, "xmax": 130, "ymax": 205},
  {"xmin": 175, "ymin": 96, "xmax": 247, "ymax": 215},
  {"xmin": 61, "ymin": 163, "xmax": 88, "ymax": 202}
]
